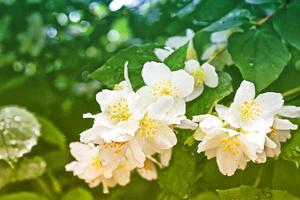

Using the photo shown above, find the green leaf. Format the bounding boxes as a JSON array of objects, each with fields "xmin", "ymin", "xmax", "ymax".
[
  {"xmin": 0, "ymin": 156, "xmax": 46, "ymax": 189},
  {"xmin": 61, "ymin": 188, "xmax": 93, "ymax": 200},
  {"xmin": 186, "ymin": 72, "xmax": 233, "ymax": 118},
  {"xmin": 90, "ymin": 44, "xmax": 158, "ymax": 90},
  {"xmin": 280, "ymin": 119, "xmax": 300, "ymax": 167},
  {"xmin": 158, "ymin": 142, "xmax": 199, "ymax": 199},
  {"xmin": 217, "ymin": 185, "xmax": 299, "ymax": 200},
  {"xmin": 191, "ymin": 191, "xmax": 221, "ymax": 200},
  {"xmin": 228, "ymin": 28, "xmax": 290, "ymax": 92},
  {"xmin": 164, "ymin": 44, "xmax": 188, "ymax": 70},
  {"xmin": 204, "ymin": 9, "xmax": 252, "ymax": 32},
  {"xmin": 272, "ymin": 160, "xmax": 300, "ymax": 198},
  {"xmin": 273, "ymin": 4, "xmax": 300, "ymax": 50},
  {"xmin": 0, "ymin": 106, "xmax": 41, "ymax": 162},
  {"xmin": 0, "ymin": 192, "xmax": 47, "ymax": 200},
  {"xmin": 36, "ymin": 115, "xmax": 66, "ymax": 150},
  {"xmin": 245, "ymin": 0, "xmax": 282, "ymax": 4}
]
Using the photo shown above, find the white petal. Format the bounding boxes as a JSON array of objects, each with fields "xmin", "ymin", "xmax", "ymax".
[
  {"xmin": 224, "ymin": 104, "xmax": 242, "ymax": 128},
  {"xmin": 215, "ymin": 104, "xmax": 228, "ymax": 120},
  {"xmin": 154, "ymin": 47, "xmax": 174, "ymax": 62},
  {"xmin": 142, "ymin": 62, "xmax": 171, "ymax": 86},
  {"xmin": 273, "ymin": 118, "xmax": 298, "ymax": 130},
  {"xmin": 234, "ymin": 81, "xmax": 256, "ymax": 104},
  {"xmin": 216, "ymin": 148, "xmax": 242, "ymax": 176},
  {"xmin": 201, "ymin": 45, "xmax": 217, "ymax": 61},
  {"xmin": 184, "ymin": 59, "xmax": 200, "ymax": 74},
  {"xmin": 127, "ymin": 139, "xmax": 145, "ymax": 168},
  {"xmin": 171, "ymin": 70, "xmax": 194, "ymax": 97},
  {"xmin": 278, "ymin": 106, "xmax": 300, "ymax": 118},
  {"xmin": 202, "ymin": 63, "xmax": 218, "ymax": 88},
  {"xmin": 256, "ymin": 92, "xmax": 284, "ymax": 116},
  {"xmin": 176, "ymin": 118, "xmax": 198, "ymax": 130},
  {"xmin": 197, "ymin": 130, "xmax": 225, "ymax": 153},
  {"xmin": 137, "ymin": 160, "xmax": 157, "ymax": 181},
  {"xmin": 160, "ymin": 149, "xmax": 172, "ymax": 167},
  {"xmin": 152, "ymin": 125, "xmax": 177, "ymax": 150},
  {"xmin": 147, "ymin": 96, "xmax": 174, "ymax": 118},
  {"xmin": 185, "ymin": 85, "xmax": 204, "ymax": 102},
  {"xmin": 211, "ymin": 30, "xmax": 230, "ymax": 43},
  {"xmin": 123, "ymin": 61, "xmax": 133, "ymax": 91},
  {"xmin": 265, "ymin": 136, "xmax": 277, "ymax": 149}
]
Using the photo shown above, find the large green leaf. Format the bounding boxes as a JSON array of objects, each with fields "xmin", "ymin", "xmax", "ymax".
[
  {"xmin": 0, "ymin": 106, "xmax": 41, "ymax": 162},
  {"xmin": 0, "ymin": 192, "xmax": 47, "ymax": 200},
  {"xmin": 217, "ymin": 185, "xmax": 299, "ymax": 200},
  {"xmin": 228, "ymin": 28, "xmax": 290, "ymax": 92},
  {"xmin": 90, "ymin": 44, "xmax": 158, "ymax": 90},
  {"xmin": 61, "ymin": 188, "xmax": 93, "ymax": 200},
  {"xmin": 158, "ymin": 143, "xmax": 199, "ymax": 199},
  {"xmin": 273, "ymin": 4, "xmax": 300, "ymax": 50},
  {"xmin": 0, "ymin": 156, "xmax": 46, "ymax": 189},
  {"xmin": 186, "ymin": 72, "xmax": 233, "ymax": 118},
  {"xmin": 204, "ymin": 9, "xmax": 252, "ymax": 32}
]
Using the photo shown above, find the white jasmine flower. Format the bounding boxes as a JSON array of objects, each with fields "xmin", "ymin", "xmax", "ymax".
[
  {"xmin": 137, "ymin": 61, "xmax": 194, "ymax": 123},
  {"xmin": 193, "ymin": 114, "xmax": 265, "ymax": 176},
  {"xmin": 154, "ymin": 29, "xmax": 195, "ymax": 61},
  {"xmin": 184, "ymin": 59, "xmax": 218, "ymax": 101},
  {"xmin": 201, "ymin": 29, "xmax": 237, "ymax": 69},
  {"xmin": 65, "ymin": 142, "xmax": 134, "ymax": 193},
  {"xmin": 224, "ymin": 81, "xmax": 284, "ymax": 133},
  {"xmin": 136, "ymin": 96, "xmax": 178, "ymax": 155}
]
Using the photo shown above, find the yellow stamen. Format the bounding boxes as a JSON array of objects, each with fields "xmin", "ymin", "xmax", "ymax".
[
  {"xmin": 152, "ymin": 80, "xmax": 179, "ymax": 97},
  {"xmin": 91, "ymin": 156, "xmax": 102, "ymax": 169},
  {"xmin": 114, "ymin": 84, "xmax": 123, "ymax": 91},
  {"xmin": 191, "ymin": 67, "xmax": 205, "ymax": 87},
  {"xmin": 108, "ymin": 98, "xmax": 131, "ymax": 122},
  {"xmin": 139, "ymin": 114, "xmax": 159, "ymax": 138},
  {"xmin": 239, "ymin": 99, "xmax": 261, "ymax": 120},
  {"xmin": 103, "ymin": 142, "xmax": 126, "ymax": 154},
  {"xmin": 220, "ymin": 136, "xmax": 240, "ymax": 154}
]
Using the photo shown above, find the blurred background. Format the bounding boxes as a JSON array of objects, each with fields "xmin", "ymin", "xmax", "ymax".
[{"xmin": 0, "ymin": 0, "xmax": 211, "ymax": 199}]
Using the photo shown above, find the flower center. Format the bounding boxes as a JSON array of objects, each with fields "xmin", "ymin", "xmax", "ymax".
[
  {"xmin": 103, "ymin": 142, "xmax": 126, "ymax": 154},
  {"xmin": 239, "ymin": 99, "xmax": 261, "ymax": 120},
  {"xmin": 191, "ymin": 67, "xmax": 205, "ymax": 87},
  {"xmin": 152, "ymin": 79, "xmax": 179, "ymax": 98},
  {"xmin": 91, "ymin": 156, "xmax": 102, "ymax": 169},
  {"xmin": 139, "ymin": 114, "xmax": 159, "ymax": 138},
  {"xmin": 220, "ymin": 136, "xmax": 239, "ymax": 154},
  {"xmin": 113, "ymin": 84, "xmax": 123, "ymax": 91},
  {"xmin": 108, "ymin": 97, "xmax": 132, "ymax": 122}
]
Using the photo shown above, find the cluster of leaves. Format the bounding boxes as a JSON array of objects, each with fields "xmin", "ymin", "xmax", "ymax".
[{"xmin": 1, "ymin": 0, "xmax": 300, "ymax": 199}]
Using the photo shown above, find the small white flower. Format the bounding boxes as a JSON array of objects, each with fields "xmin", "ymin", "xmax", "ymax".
[
  {"xmin": 224, "ymin": 80, "xmax": 284, "ymax": 133},
  {"xmin": 65, "ymin": 142, "xmax": 134, "ymax": 193},
  {"xmin": 184, "ymin": 59, "xmax": 218, "ymax": 101},
  {"xmin": 193, "ymin": 114, "xmax": 265, "ymax": 176},
  {"xmin": 154, "ymin": 29, "xmax": 195, "ymax": 61},
  {"xmin": 201, "ymin": 29, "xmax": 237, "ymax": 69}
]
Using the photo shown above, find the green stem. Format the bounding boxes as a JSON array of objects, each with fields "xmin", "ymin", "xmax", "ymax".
[
  {"xmin": 253, "ymin": 165, "xmax": 264, "ymax": 187},
  {"xmin": 206, "ymin": 47, "xmax": 227, "ymax": 64},
  {"xmin": 283, "ymin": 86, "xmax": 300, "ymax": 98}
]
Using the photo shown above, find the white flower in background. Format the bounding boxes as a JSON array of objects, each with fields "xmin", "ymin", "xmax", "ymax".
[
  {"xmin": 193, "ymin": 114, "xmax": 265, "ymax": 176},
  {"xmin": 201, "ymin": 29, "xmax": 239, "ymax": 69},
  {"xmin": 154, "ymin": 29, "xmax": 195, "ymax": 61},
  {"xmin": 224, "ymin": 80, "xmax": 284, "ymax": 133},
  {"xmin": 137, "ymin": 61, "xmax": 194, "ymax": 125},
  {"xmin": 65, "ymin": 142, "xmax": 134, "ymax": 193},
  {"xmin": 184, "ymin": 59, "xmax": 218, "ymax": 101}
]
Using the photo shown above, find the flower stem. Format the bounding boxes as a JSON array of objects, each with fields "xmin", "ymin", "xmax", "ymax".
[
  {"xmin": 253, "ymin": 165, "xmax": 264, "ymax": 187},
  {"xmin": 283, "ymin": 86, "xmax": 300, "ymax": 98},
  {"xmin": 206, "ymin": 48, "xmax": 227, "ymax": 64}
]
